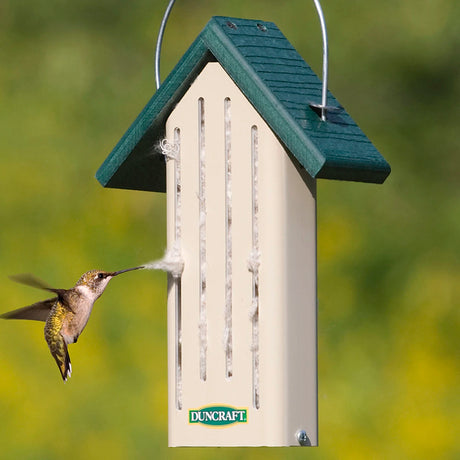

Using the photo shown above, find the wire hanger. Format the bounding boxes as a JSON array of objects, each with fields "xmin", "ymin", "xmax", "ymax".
[{"xmin": 155, "ymin": 0, "xmax": 335, "ymax": 120}]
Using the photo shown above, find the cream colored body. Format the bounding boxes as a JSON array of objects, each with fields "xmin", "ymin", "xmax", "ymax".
[
  {"xmin": 165, "ymin": 63, "xmax": 317, "ymax": 446},
  {"xmin": 59, "ymin": 284, "xmax": 101, "ymax": 344}
]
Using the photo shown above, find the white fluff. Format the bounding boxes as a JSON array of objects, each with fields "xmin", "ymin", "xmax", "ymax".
[
  {"xmin": 145, "ymin": 136, "xmax": 184, "ymax": 280},
  {"xmin": 143, "ymin": 245, "xmax": 184, "ymax": 278}
]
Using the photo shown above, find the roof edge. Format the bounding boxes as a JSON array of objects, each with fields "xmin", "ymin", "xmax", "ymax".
[
  {"xmin": 202, "ymin": 17, "xmax": 326, "ymax": 176},
  {"xmin": 96, "ymin": 16, "xmax": 390, "ymax": 190}
]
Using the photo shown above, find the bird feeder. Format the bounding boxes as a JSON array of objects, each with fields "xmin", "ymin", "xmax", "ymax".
[{"xmin": 96, "ymin": 16, "xmax": 390, "ymax": 447}]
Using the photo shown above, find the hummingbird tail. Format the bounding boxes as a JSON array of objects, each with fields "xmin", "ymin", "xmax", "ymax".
[{"xmin": 48, "ymin": 336, "xmax": 72, "ymax": 382}]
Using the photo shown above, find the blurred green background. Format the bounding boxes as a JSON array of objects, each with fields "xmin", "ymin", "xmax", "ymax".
[{"xmin": 0, "ymin": 0, "xmax": 458, "ymax": 458}]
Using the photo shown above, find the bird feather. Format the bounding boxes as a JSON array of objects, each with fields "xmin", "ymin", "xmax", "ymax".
[{"xmin": 0, "ymin": 298, "xmax": 57, "ymax": 322}]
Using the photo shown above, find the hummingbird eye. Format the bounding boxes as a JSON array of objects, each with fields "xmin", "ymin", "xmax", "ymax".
[{"xmin": 97, "ymin": 273, "xmax": 104, "ymax": 279}]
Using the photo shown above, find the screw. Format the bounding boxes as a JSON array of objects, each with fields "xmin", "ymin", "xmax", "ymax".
[
  {"xmin": 296, "ymin": 430, "xmax": 311, "ymax": 446},
  {"xmin": 256, "ymin": 23, "xmax": 267, "ymax": 32}
]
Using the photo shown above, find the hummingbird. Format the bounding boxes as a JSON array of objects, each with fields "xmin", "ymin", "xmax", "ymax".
[{"xmin": 1, "ymin": 266, "xmax": 143, "ymax": 382}]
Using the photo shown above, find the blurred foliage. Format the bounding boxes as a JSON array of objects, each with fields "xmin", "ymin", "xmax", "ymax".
[{"xmin": 0, "ymin": 0, "xmax": 458, "ymax": 459}]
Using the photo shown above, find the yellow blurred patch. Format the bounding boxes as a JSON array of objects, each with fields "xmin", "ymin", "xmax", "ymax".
[{"xmin": 318, "ymin": 211, "xmax": 361, "ymax": 263}]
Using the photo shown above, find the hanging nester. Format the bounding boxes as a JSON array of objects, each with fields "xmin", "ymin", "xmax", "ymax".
[{"xmin": 96, "ymin": 15, "xmax": 391, "ymax": 448}]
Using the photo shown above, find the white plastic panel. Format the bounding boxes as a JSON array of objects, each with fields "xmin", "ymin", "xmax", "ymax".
[{"xmin": 165, "ymin": 63, "xmax": 317, "ymax": 446}]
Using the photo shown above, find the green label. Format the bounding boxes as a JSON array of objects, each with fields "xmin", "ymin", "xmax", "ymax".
[{"xmin": 189, "ymin": 405, "xmax": 247, "ymax": 427}]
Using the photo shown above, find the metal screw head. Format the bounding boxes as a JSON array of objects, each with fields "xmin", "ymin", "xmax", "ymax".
[
  {"xmin": 296, "ymin": 430, "xmax": 311, "ymax": 446},
  {"xmin": 256, "ymin": 23, "xmax": 267, "ymax": 32}
]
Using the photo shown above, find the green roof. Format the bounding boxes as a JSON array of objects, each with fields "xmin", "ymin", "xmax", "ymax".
[{"xmin": 97, "ymin": 16, "xmax": 391, "ymax": 192}]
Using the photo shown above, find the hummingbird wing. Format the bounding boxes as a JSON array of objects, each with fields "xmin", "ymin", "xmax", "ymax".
[
  {"xmin": 9, "ymin": 273, "xmax": 55, "ymax": 291},
  {"xmin": 0, "ymin": 298, "xmax": 57, "ymax": 322},
  {"xmin": 9, "ymin": 274, "xmax": 74, "ymax": 313}
]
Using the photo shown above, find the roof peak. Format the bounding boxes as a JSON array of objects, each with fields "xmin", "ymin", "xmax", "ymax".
[{"xmin": 97, "ymin": 16, "xmax": 390, "ymax": 192}]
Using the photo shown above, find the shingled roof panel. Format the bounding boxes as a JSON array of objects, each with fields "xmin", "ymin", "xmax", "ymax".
[{"xmin": 97, "ymin": 16, "xmax": 390, "ymax": 191}]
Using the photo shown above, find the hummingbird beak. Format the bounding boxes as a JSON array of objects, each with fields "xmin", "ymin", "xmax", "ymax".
[{"xmin": 111, "ymin": 266, "xmax": 144, "ymax": 277}]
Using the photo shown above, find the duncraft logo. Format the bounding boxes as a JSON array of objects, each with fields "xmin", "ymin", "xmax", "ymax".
[{"xmin": 189, "ymin": 405, "xmax": 247, "ymax": 427}]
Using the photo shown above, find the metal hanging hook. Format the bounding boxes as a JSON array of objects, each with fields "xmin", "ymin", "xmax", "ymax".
[
  {"xmin": 309, "ymin": 1, "xmax": 341, "ymax": 120},
  {"xmin": 155, "ymin": 0, "xmax": 336, "ymax": 121},
  {"xmin": 155, "ymin": 0, "xmax": 176, "ymax": 89},
  {"xmin": 311, "ymin": 0, "xmax": 329, "ymax": 121}
]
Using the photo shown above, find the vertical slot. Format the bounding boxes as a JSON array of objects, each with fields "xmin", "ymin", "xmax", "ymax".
[
  {"xmin": 250, "ymin": 125, "xmax": 260, "ymax": 409},
  {"xmin": 224, "ymin": 97, "xmax": 233, "ymax": 378},
  {"xmin": 173, "ymin": 128, "xmax": 183, "ymax": 410},
  {"xmin": 198, "ymin": 97, "xmax": 207, "ymax": 381}
]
